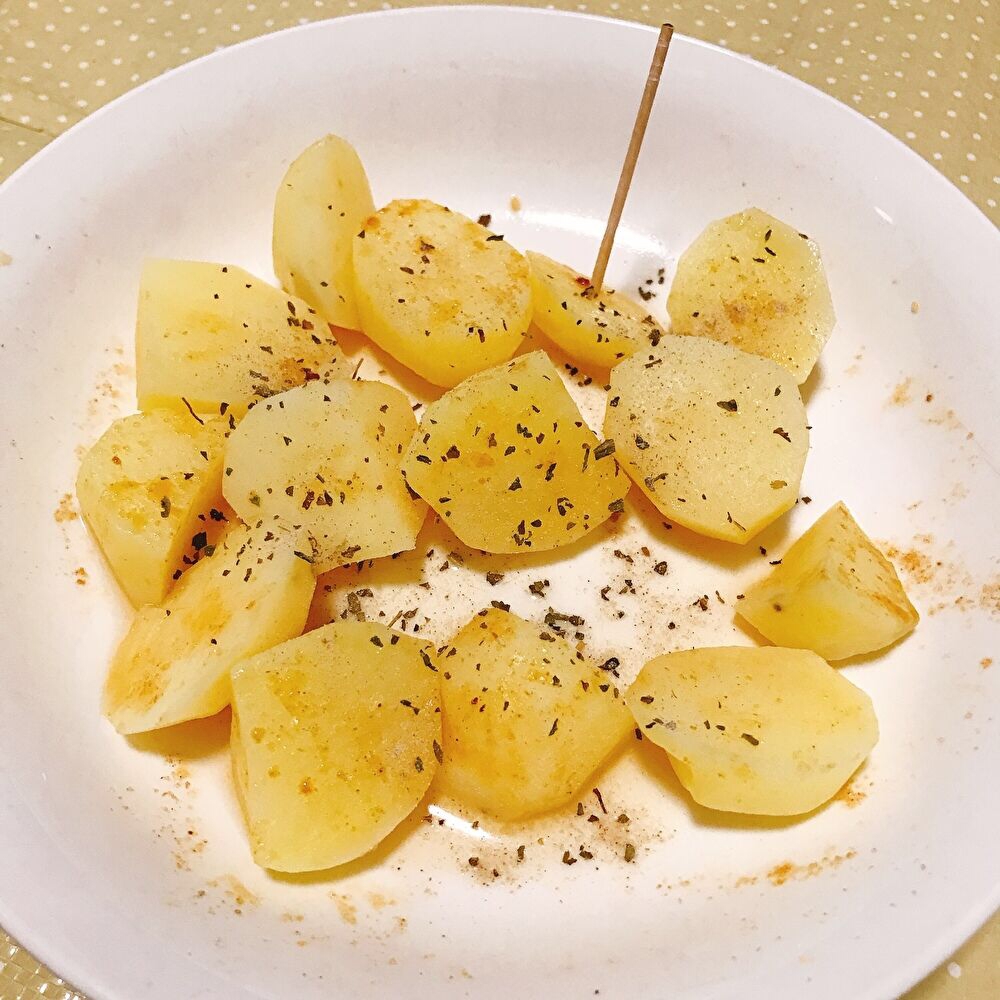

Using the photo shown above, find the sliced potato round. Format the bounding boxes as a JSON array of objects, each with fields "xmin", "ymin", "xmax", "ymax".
[
  {"xmin": 604, "ymin": 335, "xmax": 807, "ymax": 542},
  {"xmin": 230, "ymin": 621, "xmax": 441, "ymax": 873},
  {"xmin": 76, "ymin": 409, "xmax": 228, "ymax": 607},
  {"xmin": 667, "ymin": 207, "xmax": 835, "ymax": 384},
  {"xmin": 438, "ymin": 608, "xmax": 632, "ymax": 820},
  {"xmin": 223, "ymin": 379, "xmax": 426, "ymax": 573},
  {"xmin": 103, "ymin": 521, "xmax": 315, "ymax": 735},
  {"xmin": 352, "ymin": 199, "xmax": 531, "ymax": 386},
  {"xmin": 273, "ymin": 134, "xmax": 375, "ymax": 330},
  {"xmin": 136, "ymin": 260, "xmax": 347, "ymax": 415},
  {"xmin": 739, "ymin": 501, "xmax": 919, "ymax": 660},
  {"xmin": 628, "ymin": 646, "xmax": 878, "ymax": 816},
  {"xmin": 527, "ymin": 251, "xmax": 664, "ymax": 369},
  {"xmin": 402, "ymin": 351, "xmax": 625, "ymax": 553}
]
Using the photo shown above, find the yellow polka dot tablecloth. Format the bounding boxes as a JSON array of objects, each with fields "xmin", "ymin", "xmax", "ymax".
[{"xmin": 0, "ymin": 2, "xmax": 997, "ymax": 998}]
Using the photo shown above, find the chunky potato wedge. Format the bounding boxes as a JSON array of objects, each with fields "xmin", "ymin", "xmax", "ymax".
[
  {"xmin": 352, "ymin": 199, "xmax": 532, "ymax": 386},
  {"xmin": 738, "ymin": 502, "xmax": 918, "ymax": 660},
  {"xmin": 438, "ymin": 607, "xmax": 632, "ymax": 820},
  {"xmin": 136, "ymin": 260, "xmax": 346, "ymax": 414},
  {"xmin": 223, "ymin": 379, "xmax": 426, "ymax": 572},
  {"xmin": 604, "ymin": 335, "xmax": 807, "ymax": 542},
  {"xmin": 667, "ymin": 208, "xmax": 835, "ymax": 383},
  {"xmin": 230, "ymin": 621, "xmax": 440, "ymax": 873},
  {"xmin": 527, "ymin": 251, "xmax": 664, "ymax": 369},
  {"xmin": 104, "ymin": 521, "xmax": 314, "ymax": 735},
  {"xmin": 402, "ymin": 351, "xmax": 624, "ymax": 553},
  {"xmin": 628, "ymin": 646, "xmax": 877, "ymax": 816},
  {"xmin": 76, "ymin": 409, "xmax": 228, "ymax": 606},
  {"xmin": 273, "ymin": 134, "xmax": 375, "ymax": 330}
]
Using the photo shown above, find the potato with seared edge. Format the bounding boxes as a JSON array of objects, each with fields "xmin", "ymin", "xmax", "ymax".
[
  {"xmin": 273, "ymin": 134, "xmax": 375, "ymax": 330},
  {"xmin": 605, "ymin": 335, "xmax": 807, "ymax": 543},
  {"xmin": 628, "ymin": 646, "xmax": 878, "ymax": 816},
  {"xmin": 438, "ymin": 607, "xmax": 632, "ymax": 820},
  {"xmin": 667, "ymin": 207, "xmax": 835, "ymax": 383},
  {"xmin": 223, "ymin": 379, "xmax": 426, "ymax": 573},
  {"xmin": 104, "ymin": 521, "xmax": 315, "ymax": 735},
  {"xmin": 527, "ymin": 251, "xmax": 664, "ymax": 369},
  {"xmin": 402, "ymin": 350, "xmax": 624, "ymax": 553},
  {"xmin": 738, "ymin": 501, "xmax": 918, "ymax": 660},
  {"xmin": 76, "ymin": 408, "xmax": 228, "ymax": 607},
  {"xmin": 352, "ymin": 199, "xmax": 532, "ymax": 386},
  {"xmin": 137, "ymin": 260, "xmax": 346, "ymax": 415},
  {"xmin": 231, "ymin": 621, "xmax": 441, "ymax": 873}
]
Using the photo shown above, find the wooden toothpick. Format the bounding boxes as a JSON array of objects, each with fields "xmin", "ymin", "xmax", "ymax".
[{"xmin": 591, "ymin": 23, "xmax": 674, "ymax": 292}]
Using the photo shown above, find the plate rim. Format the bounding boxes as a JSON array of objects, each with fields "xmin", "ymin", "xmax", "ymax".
[{"xmin": 0, "ymin": 7, "xmax": 997, "ymax": 999}]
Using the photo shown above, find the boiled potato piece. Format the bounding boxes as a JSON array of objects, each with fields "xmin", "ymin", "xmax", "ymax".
[
  {"xmin": 352, "ymin": 199, "xmax": 531, "ymax": 386},
  {"xmin": 104, "ymin": 521, "xmax": 314, "ymax": 735},
  {"xmin": 230, "ymin": 621, "xmax": 440, "ymax": 872},
  {"xmin": 273, "ymin": 134, "xmax": 375, "ymax": 330},
  {"xmin": 136, "ymin": 260, "xmax": 347, "ymax": 414},
  {"xmin": 738, "ymin": 502, "xmax": 919, "ymax": 660},
  {"xmin": 628, "ymin": 646, "xmax": 877, "ymax": 815},
  {"xmin": 667, "ymin": 207, "xmax": 835, "ymax": 383},
  {"xmin": 402, "ymin": 351, "xmax": 624, "ymax": 553},
  {"xmin": 76, "ymin": 409, "xmax": 228, "ymax": 606},
  {"xmin": 605, "ymin": 335, "xmax": 807, "ymax": 543},
  {"xmin": 223, "ymin": 379, "xmax": 426, "ymax": 572},
  {"xmin": 438, "ymin": 608, "xmax": 632, "ymax": 820},
  {"xmin": 527, "ymin": 251, "xmax": 664, "ymax": 369}
]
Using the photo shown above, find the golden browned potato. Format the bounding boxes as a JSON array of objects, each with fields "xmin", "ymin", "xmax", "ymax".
[
  {"xmin": 136, "ymin": 260, "xmax": 346, "ymax": 414},
  {"xmin": 352, "ymin": 199, "xmax": 532, "ymax": 386},
  {"xmin": 604, "ymin": 335, "xmax": 807, "ymax": 542},
  {"xmin": 738, "ymin": 502, "xmax": 919, "ymax": 660},
  {"xmin": 667, "ymin": 207, "xmax": 835, "ymax": 383},
  {"xmin": 527, "ymin": 251, "xmax": 664, "ymax": 369},
  {"xmin": 76, "ymin": 409, "xmax": 228, "ymax": 606},
  {"xmin": 273, "ymin": 134, "xmax": 375, "ymax": 330},
  {"xmin": 437, "ymin": 607, "xmax": 632, "ymax": 820},
  {"xmin": 223, "ymin": 379, "xmax": 426, "ymax": 572},
  {"xmin": 628, "ymin": 646, "xmax": 878, "ymax": 815},
  {"xmin": 401, "ymin": 350, "xmax": 625, "ymax": 553},
  {"xmin": 103, "ymin": 521, "xmax": 314, "ymax": 734},
  {"xmin": 230, "ymin": 621, "xmax": 440, "ymax": 872}
]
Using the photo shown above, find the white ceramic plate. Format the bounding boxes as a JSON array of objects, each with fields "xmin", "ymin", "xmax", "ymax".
[{"xmin": 1, "ymin": 8, "xmax": 998, "ymax": 999}]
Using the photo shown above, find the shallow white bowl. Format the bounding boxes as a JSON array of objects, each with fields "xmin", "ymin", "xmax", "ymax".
[{"xmin": 1, "ymin": 8, "xmax": 998, "ymax": 999}]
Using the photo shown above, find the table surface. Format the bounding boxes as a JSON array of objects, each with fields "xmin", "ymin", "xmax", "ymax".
[{"xmin": 1, "ymin": 1, "xmax": 997, "ymax": 997}]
